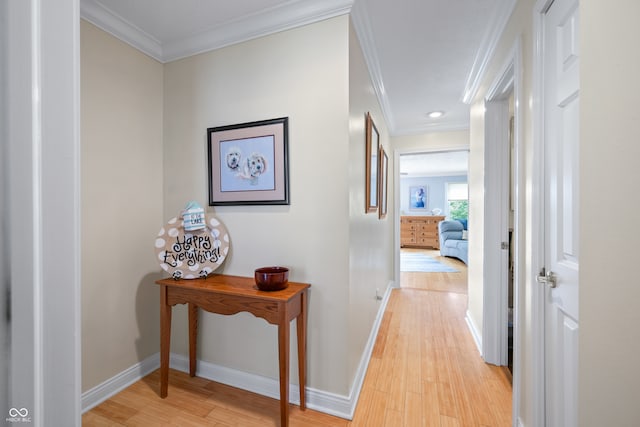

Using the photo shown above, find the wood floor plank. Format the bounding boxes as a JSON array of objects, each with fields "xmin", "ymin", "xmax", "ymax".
[
  {"xmin": 404, "ymin": 391, "xmax": 423, "ymax": 427},
  {"xmin": 363, "ymin": 389, "xmax": 388, "ymax": 427},
  {"xmin": 83, "ymin": 249, "xmax": 511, "ymax": 426},
  {"xmin": 383, "ymin": 408, "xmax": 404, "ymax": 427},
  {"xmin": 422, "ymin": 380, "xmax": 441, "ymax": 427}
]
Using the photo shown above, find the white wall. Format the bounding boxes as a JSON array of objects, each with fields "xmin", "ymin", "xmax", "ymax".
[
  {"xmin": 347, "ymin": 20, "xmax": 395, "ymax": 387},
  {"xmin": 163, "ymin": 15, "xmax": 353, "ymax": 395},
  {"xmin": 81, "ymin": 21, "xmax": 164, "ymax": 391},
  {"xmin": 579, "ymin": 2, "xmax": 640, "ymax": 425}
]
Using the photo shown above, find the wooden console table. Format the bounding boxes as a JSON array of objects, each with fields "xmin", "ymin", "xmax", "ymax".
[{"xmin": 155, "ymin": 274, "xmax": 310, "ymax": 427}]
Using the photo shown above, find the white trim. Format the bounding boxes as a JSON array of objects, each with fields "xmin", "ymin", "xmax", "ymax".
[
  {"xmin": 171, "ymin": 353, "xmax": 357, "ymax": 419},
  {"xmin": 80, "ymin": 0, "xmax": 353, "ymax": 63},
  {"xmin": 40, "ymin": 0, "xmax": 83, "ymax": 423},
  {"xmin": 531, "ymin": 1, "xmax": 554, "ymax": 425},
  {"xmin": 81, "ymin": 282, "xmax": 394, "ymax": 421},
  {"xmin": 0, "ymin": 0, "xmax": 7, "ymax": 417},
  {"xmin": 164, "ymin": 0, "xmax": 353, "ymax": 62},
  {"xmin": 32, "ymin": 1, "xmax": 45, "ymax": 424},
  {"xmin": 7, "ymin": 1, "xmax": 82, "ymax": 424},
  {"xmin": 482, "ymin": 36, "xmax": 525, "ymax": 425},
  {"xmin": 393, "ymin": 150, "xmax": 402, "ymax": 286},
  {"xmin": 462, "ymin": 0, "xmax": 518, "ymax": 104},
  {"xmin": 345, "ymin": 282, "xmax": 394, "ymax": 418},
  {"xmin": 79, "ymin": 0, "xmax": 163, "ymax": 61},
  {"xmin": 350, "ymin": 0, "xmax": 395, "ymax": 134},
  {"xmin": 351, "ymin": 4, "xmax": 468, "ymax": 137},
  {"xmin": 482, "ymin": 98, "xmax": 509, "ymax": 366},
  {"xmin": 82, "ymin": 353, "xmax": 160, "ymax": 413},
  {"xmin": 510, "ymin": 38, "xmax": 525, "ymax": 427},
  {"xmin": 465, "ymin": 311, "xmax": 482, "ymax": 355}
]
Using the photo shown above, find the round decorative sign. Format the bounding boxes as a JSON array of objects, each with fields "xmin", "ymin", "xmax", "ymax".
[{"xmin": 155, "ymin": 215, "xmax": 230, "ymax": 279}]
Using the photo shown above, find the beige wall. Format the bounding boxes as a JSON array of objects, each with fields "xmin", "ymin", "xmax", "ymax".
[
  {"xmin": 82, "ymin": 13, "xmax": 393, "ymax": 401},
  {"xmin": 347, "ymin": 20, "xmax": 395, "ymax": 383},
  {"xmin": 162, "ymin": 14, "xmax": 391, "ymax": 396},
  {"xmin": 580, "ymin": 2, "xmax": 640, "ymax": 425},
  {"xmin": 467, "ymin": 102, "xmax": 486, "ymax": 338},
  {"xmin": 81, "ymin": 21, "xmax": 164, "ymax": 391}
]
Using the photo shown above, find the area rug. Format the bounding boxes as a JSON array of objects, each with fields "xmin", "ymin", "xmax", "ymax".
[{"xmin": 400, "ymin": 253, "xmax": 459, "ymax": 273}]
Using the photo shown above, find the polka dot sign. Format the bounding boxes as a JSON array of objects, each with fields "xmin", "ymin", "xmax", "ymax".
[{"xmin": 155, "ymin": 215, "xmax": 230, "ymax": 279}]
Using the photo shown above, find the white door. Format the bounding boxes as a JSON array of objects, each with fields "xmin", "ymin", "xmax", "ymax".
[{"xmin": 540, "ymin": 0, "xmax": 580, "ymax": 425}]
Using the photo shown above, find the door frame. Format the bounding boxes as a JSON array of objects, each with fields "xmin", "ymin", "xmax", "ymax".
[
  {"xmin": 483, "ymin": 38, "xmax": 524, "ymax": 425},
  {"xmin": 531, "ymin": 0, "xmax": 557, "ymax": 425},
  {"xmin": 6, "ymin": 0, "xmax": 81, "ymax": 424}
]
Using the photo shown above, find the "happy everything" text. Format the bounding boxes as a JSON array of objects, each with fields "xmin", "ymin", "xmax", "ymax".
[{"xmin": 163, "ymin": 234, "xmax": 221, "ymax": 267}]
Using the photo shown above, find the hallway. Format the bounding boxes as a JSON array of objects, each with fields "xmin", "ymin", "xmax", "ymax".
[
  {"xmin": 84, "ymin": 255, "xmax": 512, "ymax": 426},
  {"xmin": 350, "ymin": 287, "xmax": 511, "ymax": 425}
]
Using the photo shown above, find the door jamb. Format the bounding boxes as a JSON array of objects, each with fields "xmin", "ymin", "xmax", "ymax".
[
  {"xmin": 483, "ymin": 37, "xmax": 524, "ymax": 426},
  {"xmin": 531, "ymin": 0, "xmax": 556, "ymax": 425}
]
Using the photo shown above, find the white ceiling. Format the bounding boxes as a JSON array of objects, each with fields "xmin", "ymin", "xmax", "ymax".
[
  {"xmin": 399, "ymin": 150, "xmax": 469, "ymax": 177},
  {"xmin": 80, "ymin": 0, "xmax": 513, "ymax": 136}
]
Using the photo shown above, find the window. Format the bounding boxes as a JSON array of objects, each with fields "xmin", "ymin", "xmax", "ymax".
[{"xmin": 446, "ymin": 182, "xmax": 468, "ymax": 219}]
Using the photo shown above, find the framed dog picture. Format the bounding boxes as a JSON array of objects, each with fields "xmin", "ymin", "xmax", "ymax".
[{"xmin": 207, "ymin": 117, "xmax": 289, "ymax": 205}]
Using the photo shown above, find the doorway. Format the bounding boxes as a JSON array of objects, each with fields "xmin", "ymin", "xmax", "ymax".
[
  {"xmin": 393, "ymin": 149, "xmax": 513, "ymax": 423},
  {"xmin": 483, "ymin": 38, "xmax": 523, "ymax": 421},
  {"xmin": 397, "ymin": 150, "xmax": 469, "ymax": 294}
]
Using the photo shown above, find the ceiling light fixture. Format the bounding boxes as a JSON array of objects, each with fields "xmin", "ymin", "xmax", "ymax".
[{"xmin": 427, "ymin": 111, "xmax": 444, "ymax": 118}]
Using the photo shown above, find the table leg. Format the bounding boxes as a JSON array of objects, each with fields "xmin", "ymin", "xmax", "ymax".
[
  {"xmin": 160, "ymin": 285, "xmax": 172, "ymax": 398},
  {"xmin": 296, "ymin": 290, "xmax": 307, "ymax": 411},
  {"xmin": 188, "ymin": 303, "xmax": 198, "ymax": 377},
  {"xmin": 278, "ymin": 316, "xmax": 290, "ymax": 427}
]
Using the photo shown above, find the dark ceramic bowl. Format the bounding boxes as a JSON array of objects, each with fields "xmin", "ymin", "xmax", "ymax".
[{"xmin": 254, "ymin": 266, "xmax": 289, "ymax": 291}]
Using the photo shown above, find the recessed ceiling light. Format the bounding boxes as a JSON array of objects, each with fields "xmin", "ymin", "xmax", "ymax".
[{"xmin": 427, "ymin": 111, "xmax": 444, "ymax": 118}]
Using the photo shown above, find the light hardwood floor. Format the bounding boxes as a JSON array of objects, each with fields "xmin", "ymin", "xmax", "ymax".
[
  {"xmin": 399, "ymin": 248, "xmax": 468, "ymax": 294},
  {"xmin": 83, "ymin": 249, "xmax": 511, "ymax": 426}
]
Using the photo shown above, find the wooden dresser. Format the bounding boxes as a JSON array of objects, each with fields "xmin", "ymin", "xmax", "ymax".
[{"xmin": 400, "ymin": 215, "xmax": 445, "ymax": 249}]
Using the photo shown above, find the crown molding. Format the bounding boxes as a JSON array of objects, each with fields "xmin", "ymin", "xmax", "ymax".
[
  {"xmin": 81, "ymin": 0, "xmax": 354, "ymax": 63},
  {"xmin": 164, "ymin": 0, "xmax": 354, "ymax": 62},
  {"xmin": 350, "ymin": 0, "xmax": 397, "ymax": 133},
  {"xmin": 461, "ymin": 0, "xmax": 518, "ymax": 104},
  {"xmin": 80, "ymin": 0, "xmax": 163, "ymax": 61}
]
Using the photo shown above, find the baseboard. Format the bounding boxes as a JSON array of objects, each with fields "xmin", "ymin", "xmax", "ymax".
[
  {"xmin": 81, "ymin": 282, "xmax": 394, "ymax": 420},
  {"xmin": 81, "ymin": 352, "xmax": 160, "ymax": 413},
  {"xmin": 343, "ymin": 281, "xmax": 394, "ymax": 418},
  {"xmin": 171, "ymin": 280, "xmax": 394, "ymax": 420},
  {"xmin": 465, "ymin": 310, "xmax": 483, "ymax": 355},
  {"xmin": 170, "ymin": 353, "xmax": 355, "ymax": 419}
]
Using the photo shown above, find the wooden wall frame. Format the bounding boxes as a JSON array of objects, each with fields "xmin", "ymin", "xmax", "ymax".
[{"xmin": 365, "ymin": 112, "xmax": 379, "ymax": 213}]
